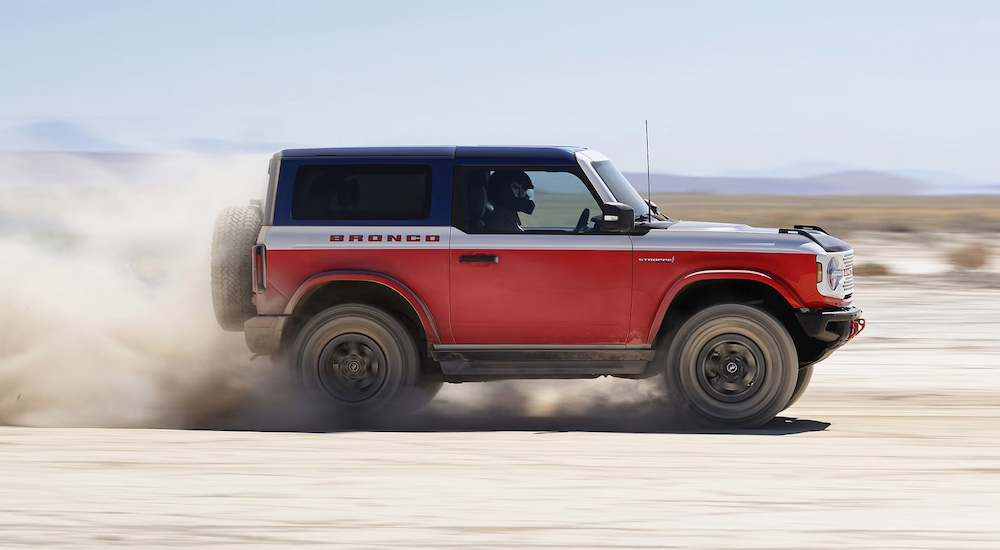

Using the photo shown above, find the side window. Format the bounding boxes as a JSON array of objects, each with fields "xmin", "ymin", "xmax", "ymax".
[
  {"xmin": 462, "ymin": 167, "xmax": 602, "ymax": 233},
  {"xmin": 291, "ymin": 164, "xmax": 431, "ymax": 221}
]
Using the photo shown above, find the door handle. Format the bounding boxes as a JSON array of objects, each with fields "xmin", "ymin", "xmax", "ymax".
[{"xmin": 459, "ymin": 254, "xmax": 499, "ymax": 264}]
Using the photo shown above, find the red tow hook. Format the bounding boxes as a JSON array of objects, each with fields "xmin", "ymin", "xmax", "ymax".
[{"xmin": 848, "ymin": 318, "xmax": 866, "ymax": 340}]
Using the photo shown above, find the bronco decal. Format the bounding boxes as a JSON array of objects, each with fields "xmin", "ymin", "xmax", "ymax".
[{"xmin": 330, "ymin": 234, "xmax": 442, "ymax": 243}]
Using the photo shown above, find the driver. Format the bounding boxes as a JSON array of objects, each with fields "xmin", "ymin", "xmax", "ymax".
[{"xmin": 483, "ymin": 170, "xmax": 534, "ymax": 233}]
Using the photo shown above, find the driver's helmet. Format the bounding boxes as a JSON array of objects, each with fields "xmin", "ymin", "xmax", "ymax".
[{"xmin": 487, "ymin": 170, "xmax": 535, "ymax": 215}]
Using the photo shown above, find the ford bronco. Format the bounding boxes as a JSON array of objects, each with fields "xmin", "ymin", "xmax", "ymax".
[{"xmin": 211, "ymin": 146, "xmax": 863, "ymax": 427}]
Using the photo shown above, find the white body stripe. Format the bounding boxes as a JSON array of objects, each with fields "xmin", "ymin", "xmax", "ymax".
[
  {"xmin": 263, "ymin": 224, "xmax": 826, "ymax": 255},
  {"xmin": 631, "ymin": 222, "xmax": 825, "ymax": 255},
  {"xmin": 450, "ymin": 228, "xmax": 631, "ymax": 251},
  {"xmin": 262, "ymin": 225, "xmax": 450, "ymax": 251},
  {"xmin": 453, "ymin": 226, "xmax": 822, "ymax": 254}
]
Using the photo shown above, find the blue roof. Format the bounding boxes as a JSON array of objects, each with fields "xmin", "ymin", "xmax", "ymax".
[
  {"xmin": 278, "ymin": 146, "xmax": 455, "ymax": 158},
  {"xmin": 276, "ymin": 145, "xmax": 585, "ymax": 163},
  {"xmin": 456, "ymin": 146, "xmax": 584, "ymax": 163}
]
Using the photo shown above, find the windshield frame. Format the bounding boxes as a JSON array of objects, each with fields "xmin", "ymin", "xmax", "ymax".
[{"xmin": 576, "ymin": 150, "xmax": 663, "ymax": 220}]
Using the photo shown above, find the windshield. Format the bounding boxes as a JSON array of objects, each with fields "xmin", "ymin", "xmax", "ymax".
[{"xmin": 592, "ymin": 160, "xmax": 662, "ymax": 220}]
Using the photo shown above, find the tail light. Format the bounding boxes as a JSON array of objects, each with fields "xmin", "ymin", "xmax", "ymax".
[{"xmin": 252, "ymin": 244, "xmax": 267, "ymax": 294}]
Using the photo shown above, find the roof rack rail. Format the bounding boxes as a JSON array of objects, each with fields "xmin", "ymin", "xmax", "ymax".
[
  {"xmin": 793, "ymin": 224, "xmax": 828, "ymax": 234},
  {"xmin": 778, "ymin": 227, "xmax": 825, "ymax": 248}
]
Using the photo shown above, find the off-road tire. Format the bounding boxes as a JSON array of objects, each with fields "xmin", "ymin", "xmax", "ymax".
[
  {"xmin": 211, "ymin": 206, "xmax": 262, "ymax": 331},
  {"xmin": 292, "ymin": 304, "xmax": 421, "ymax": 416},
  {"xmin": 783, "ymin": 364, "xmax": 814, "ymax": 411},
  {"xmin": 666, "ymin": 304, "xmax": 798, "ymax": 428}
]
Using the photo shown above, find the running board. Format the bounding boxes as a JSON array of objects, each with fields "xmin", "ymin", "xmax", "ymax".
[{"xmin": 431, "ymin": 348, "xmax": 654, "ymax": 379}]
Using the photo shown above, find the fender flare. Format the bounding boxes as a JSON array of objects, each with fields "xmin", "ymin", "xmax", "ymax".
[
  {"xmin": 646, "ymin": 269, "xmax": 806, "ymax": 343},
  {"xmin": 284, "ymin": 270, "xmax": 442, "ymax": 344}
]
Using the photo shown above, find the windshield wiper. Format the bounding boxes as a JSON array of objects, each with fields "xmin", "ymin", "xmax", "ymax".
[{"xmin": 635, "ymin": 212, "xmax": 669, "ymax": 223}]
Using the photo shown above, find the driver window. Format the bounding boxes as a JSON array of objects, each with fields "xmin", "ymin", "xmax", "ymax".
[{"xmin": 463, "ymin": 167, "xmax": 602, "ymax": 234}]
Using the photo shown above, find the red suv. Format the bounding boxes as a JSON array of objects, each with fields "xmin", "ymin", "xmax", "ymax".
[{"xmin": 211, "ymin": 146, "xmax": 862, "ymax": 427}]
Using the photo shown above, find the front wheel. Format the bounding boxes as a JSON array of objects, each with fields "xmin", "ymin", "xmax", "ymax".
[
  {"xmin": 782, "ymin": 364, "xmax": 814, "ymax": 411},
  {"xmin": 666, "ymin": 304, "xmax": 798, "ymax": 428},
  {"xmin": 292, "ymin": 304, "xmax": 421, "ymax": 416}
]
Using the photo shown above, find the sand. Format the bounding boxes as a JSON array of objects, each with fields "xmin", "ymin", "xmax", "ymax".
[{"xmin": 1, "ymin": 277, "xmax": 998, "ymax": 549}]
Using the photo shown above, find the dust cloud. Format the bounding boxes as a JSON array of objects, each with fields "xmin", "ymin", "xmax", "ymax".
[
  {"xmin": 0, "ymin": 152, "xmax": 671, "ymax": 431},
  {"xmin": 0, "ymin": 152, "xmax": 268, "ymax": 427},
  {"xmin": 411, "ymin": 378, "xmax": 673, "ymax": 432}
]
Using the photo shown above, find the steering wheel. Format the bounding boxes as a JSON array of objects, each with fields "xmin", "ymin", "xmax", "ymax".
[{"xmin": 574, "ymin": 208, "xmax": 590, "ymax": 233}]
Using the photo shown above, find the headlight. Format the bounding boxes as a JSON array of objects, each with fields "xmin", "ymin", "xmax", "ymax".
[{"xmin": 827, "ymin": 258, "xmax": 844, "ymax": 291}]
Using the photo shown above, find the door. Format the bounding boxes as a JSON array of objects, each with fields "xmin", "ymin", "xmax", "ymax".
[{"xmin": 449, "ymin": 166, "xmax": 633, "ymax": 345}]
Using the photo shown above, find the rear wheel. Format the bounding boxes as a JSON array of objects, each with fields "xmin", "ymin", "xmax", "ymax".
[
  {"xmin": 666, "ymin": 304, "xmax": 798, "ymax": 428},
  {"xmin": 292, "ymin": 304, "xmax": 421, "ymax": 415}
]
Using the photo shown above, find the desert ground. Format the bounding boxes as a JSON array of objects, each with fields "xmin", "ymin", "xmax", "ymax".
[
  {"xmin": 1, "ymin": 275, "xmax": 999, "ymax": 549},
  {"xmin": 1, "ymin": 162, "xmax": 998, "ymax": 548}
]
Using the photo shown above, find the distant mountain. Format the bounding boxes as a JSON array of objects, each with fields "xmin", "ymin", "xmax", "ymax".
[
  {"xmin": 717, "ymin": 162, "xmax": 1000, "ymax": 195},
  {"xmin": 0, "ymin": 151, "xmax": 157, "ymax": 187},
  {"xmin": 1, "ymin": 121, "xmax": 124, "ymax": 152},
  {"xmin": 0, "ymin": 151, "xmax": 264, "ymax": 188},
  {"xmin": 892, "ymin": 169, "xmax": 1000, "ymax": 195},
  {"xmin": 0, "ymin": 120, "xmax": 290, "ymax": 155},
  {"xmin": 181, "ymin": 139, "xmax": 289, "ymax": 155},
  {"xmin": 622, "ymin": 170, "xmax": 925, "ymax": 195},
  {"xmin": 724, "ymin": 161, "xmax": 862, "ymax": 179}
]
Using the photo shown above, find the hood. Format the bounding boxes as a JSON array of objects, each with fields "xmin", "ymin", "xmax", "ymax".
[{"xmin": 632, "ymin": 220, "xmax": 850, "ymax": 254}]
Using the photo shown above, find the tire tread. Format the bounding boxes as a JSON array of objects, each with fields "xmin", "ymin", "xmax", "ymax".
[{"xmin": 211, "ymin": 206, "xmax": 262, "ymax": 331}]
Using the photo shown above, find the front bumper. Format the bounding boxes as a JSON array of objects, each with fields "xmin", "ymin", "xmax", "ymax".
[
  {"xmin": 795, "ymin": 306, "xmax": 864, "ymax": 344},
  {"xmin": 794, "ymin": 306, "xmax": 863, "ymax": 366},
  {"xmin": 244, "ymin": 315, "xmax": 289, "ymax": 355}
]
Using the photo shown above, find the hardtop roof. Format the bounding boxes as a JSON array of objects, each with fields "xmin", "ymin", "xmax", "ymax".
[{"xmin": 275, "ymin": 145, "xmax": 585, "ymax": 162}]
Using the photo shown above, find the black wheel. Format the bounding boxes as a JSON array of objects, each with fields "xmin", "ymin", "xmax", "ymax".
[
  {"xmin": 666, "ymin": 304, "xmax": 798, "ymax": 428},
  {"xmin": 292, "ymin": 304, "xmax": 420, "ymax": 415},
  {"xmin": 783, "ymin": 364, "xmax": 814, "ymax": 411}
]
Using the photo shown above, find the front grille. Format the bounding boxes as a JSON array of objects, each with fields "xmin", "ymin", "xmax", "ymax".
[{"xmin": 843, "ymin": 252, "xmax": 854, "ymax": 293}]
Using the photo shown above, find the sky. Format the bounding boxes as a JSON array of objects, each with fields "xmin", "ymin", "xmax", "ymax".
[{"xmin": 1, "ymin": 0, "xmax": 999, "ymax": 179}]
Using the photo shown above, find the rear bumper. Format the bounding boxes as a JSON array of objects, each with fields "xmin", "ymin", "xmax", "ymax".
[
  {"xmin": 795, "ymin": 306, "xmax": 863, "ymax": 344},
  {"xmin": 244, "ymin": 315, "xmax": 289, "ymax": 355}
]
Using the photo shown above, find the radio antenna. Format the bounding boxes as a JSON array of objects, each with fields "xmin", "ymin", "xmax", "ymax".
[{"xmin": 645, "ymin": 119, "xmax": 651, "ymax": 219}]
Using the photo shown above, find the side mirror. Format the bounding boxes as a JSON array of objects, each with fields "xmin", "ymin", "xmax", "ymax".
[{"xmin": 601, "ymin": 202, "xmax": 634, "ymax": 233}]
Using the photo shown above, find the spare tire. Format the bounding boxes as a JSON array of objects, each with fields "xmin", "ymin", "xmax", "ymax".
[{"xmin": 211, "ymin": 206, "xmax": 262, "ymax": 331}]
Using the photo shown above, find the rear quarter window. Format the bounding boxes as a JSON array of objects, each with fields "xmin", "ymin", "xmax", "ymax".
[{"xmin": 291, "ymin": 164, "xmax": 432, "ymax": 221}]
